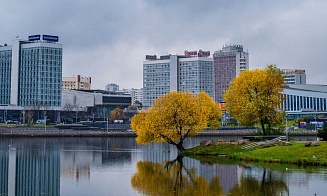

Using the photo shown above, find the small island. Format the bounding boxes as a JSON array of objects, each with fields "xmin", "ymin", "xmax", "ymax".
[{"xmin": 182, "ymin": 139, "xmax": 327, "ymax": 166}]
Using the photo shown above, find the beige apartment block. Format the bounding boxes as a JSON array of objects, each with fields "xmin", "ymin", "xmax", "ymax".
[{"xmin": 62, "ymin": 75, "xmax": 92, "ymax": 90}]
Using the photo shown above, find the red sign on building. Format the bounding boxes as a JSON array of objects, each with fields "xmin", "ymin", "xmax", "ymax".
[{"xmin": 184, "ymin": 50, "xmax": 210, "ymax": 57}]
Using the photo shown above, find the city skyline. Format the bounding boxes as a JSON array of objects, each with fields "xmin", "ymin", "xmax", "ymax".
[{"xmin": 1, "ymin": 1, "xmax": 327, "ymax": 89}]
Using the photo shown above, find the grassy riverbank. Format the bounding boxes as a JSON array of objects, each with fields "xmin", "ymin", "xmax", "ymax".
[{"xmin": 182, "ymin": 142, "xmax": 327, "ymax": 166}]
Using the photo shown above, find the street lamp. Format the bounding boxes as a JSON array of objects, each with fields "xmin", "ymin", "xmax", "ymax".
[
  {"xmin": 75, "ymin": 107, "xmax": 82, "ymax": 124},
  {"xmin": 285, "ymin": 114, "xmax": 288, "ymax": 141},
  {"xmin": 44, "ymin": 111, "xmax": 47, "ymax": 132},
  {"xmin": 106, "ymin": 116, "xmax": 109, "ymax": 132},
  {"xmin": 22, "ymin": 110, "xmax": 26, "ymax": 125},
  {"xmin": 75, "ymin": 109, "xmax": 78, "ymax": 123},
  {"xmin": 315, "ymin": 113, "xmax": 318, "ymax": 141}
]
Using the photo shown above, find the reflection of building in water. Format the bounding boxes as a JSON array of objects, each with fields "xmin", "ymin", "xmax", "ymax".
[
  {"xmin": 60, "ymin": 148, "xmax": 133, "ymax": 182},
  {"xmin": 0, "ymin": 149, "xmax": 9, "ymax": 196},
  {"xmin": 60, "ymin": 150, "xmax": 95, "ymax": 181},
  {"xmin": 60, "ymin": 138, "xmax": 136, "ymax": 182},
  {"xmin": 183, "ymin": 157, "xmax": 239, "ymax": 194},
  {"xmin": 15, "ymin": 148, "xmax": 60, "ymax": 196},
  {"xmin": 0, "ymin": 148, "xmax": 60, "ymax": 196},
  {"xmin": 214, "ymin": 164, "xmax": 239, "ymax": 194},
  {"xmin": 141, "ymin": 143, "xmax": 176, "ymax": 163},
  {"xmin": 102, "ymin": 151, "xmax": 131, "ymax": 166},
  {"xmin": 240, "ymin": 166, "xmax": 296, "ymax": 189}
]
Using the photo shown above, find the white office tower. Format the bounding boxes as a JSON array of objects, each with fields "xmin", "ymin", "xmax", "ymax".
[
  {"xmin": 0, "ymin": 35, "xmax": 62, "ymax": 108},
  {"xmin": 105, "ymin": 83, "xmax": 119, "ymax": 92},
  {"xmin": 143, "ymin": 50, "xmax": 214, "ymax": 108},
  {"xmin": 281, "ymin": 69, "xmax": 306, "ymax": 85}
]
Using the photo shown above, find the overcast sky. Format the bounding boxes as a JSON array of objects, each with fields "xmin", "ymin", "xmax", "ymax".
[{"xmin": 1, "ymin": 0, "xmax": 326, "ymax": 89}]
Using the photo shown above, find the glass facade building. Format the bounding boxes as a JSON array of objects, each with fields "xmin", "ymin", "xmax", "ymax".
[
  {"xmin": 0, "ymin": 37, "xmax": 62, "ymax": 108},
  {"xmin": 0, "ymin": 47, "xmax": 12, "ymax": 105}
]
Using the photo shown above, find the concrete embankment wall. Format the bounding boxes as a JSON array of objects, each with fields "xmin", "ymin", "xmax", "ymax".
[{"xmin": 0, "ymin": 127, "xmax": 317, "ymax": 137}]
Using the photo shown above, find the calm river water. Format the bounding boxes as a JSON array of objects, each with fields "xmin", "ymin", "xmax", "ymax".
[{"xmin": 0, "ymin": 136, "xmax": 326, "ymax": 196}]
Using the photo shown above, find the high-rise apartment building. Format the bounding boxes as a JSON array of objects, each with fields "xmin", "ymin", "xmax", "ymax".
[
  {"xmin": 213, "ymin": 45, "xmax": 249, "ymax": 103},
  {"xmin": 62, "ymin": 75, "xmax": 92, "ymax": 90},
  {"xmin": 143, "ymin": 50, "xmax": 213, "ymax": 108},
  {"xmin": 281, "ymin": 69, "xmax": 306, "ymax": 85},
  {"xmin": 105, "ymin": 83, "xmax": 119, "ymax": 92},
  {"xmin": 121, "ymin": 88, "xmax": 143, "ymax": 105},
  {"xmin": 0, "ymin": 35, "xmax": 62, "ymax": 108}
]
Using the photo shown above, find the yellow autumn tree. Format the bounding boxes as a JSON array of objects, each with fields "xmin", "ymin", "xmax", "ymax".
[
  {"xmin": 224, "ymin": 65, "xmax": 285, "ymax": 135},
  {"xmin": 131, "ymin": 91, "xmax": 222, "ymax": 151},
  {"xmin": 109, "ymin": 108, "xmax": 124, "ymax": 122}
]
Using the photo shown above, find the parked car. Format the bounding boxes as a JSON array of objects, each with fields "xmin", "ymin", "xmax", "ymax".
[
  {"xmin": 36, "ymin": 119, "xmax": 46, "ymax": 124},
  {"xmin": 6, "ymin": 120, "xmax": 18, "ymax": 124}
]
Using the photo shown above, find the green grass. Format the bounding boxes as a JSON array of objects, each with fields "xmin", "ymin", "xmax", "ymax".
[
  {"xmin": 231, "ymin": 142, "xmax": 327, "ymax": 166},
  {"xmin": 182, "ymin": 142, "xmax": 244, "ymax": 156},
  {"xmin": 183, "ymin": 142, "xmax": 327, "ymax": 166}
]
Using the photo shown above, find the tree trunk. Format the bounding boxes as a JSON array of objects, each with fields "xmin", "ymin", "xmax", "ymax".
[
  {"xmin": 267, "ymin": 121, "xmax": 271, "ymax": 135},
  {"xmin": 175, "ymin": 141, "xmax": 185, "ymax": 152},
  {"xmin": 260, "ymin": 168, "xmax": 267, "ymax": 195},
  {"xmin": 261, "ymin": 120, "xmax": 266, "ymax": 135}
]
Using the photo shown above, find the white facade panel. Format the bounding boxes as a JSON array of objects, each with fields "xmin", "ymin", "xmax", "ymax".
[
  {"xmin": 169, "ymin": 55, "xmax": 178, "ymax": 91},
  {"xmin": 10, "ymin": 39, "xmax": 21, "ymax": 105}
]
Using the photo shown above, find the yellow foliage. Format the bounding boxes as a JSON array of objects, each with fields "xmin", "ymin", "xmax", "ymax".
[
  {"xmin": 109, "ymin": 107, "xmax": 124, "ymax": 122},
  {"xmin": 131, "ymin": 91, "xmax": 222, "ymax": 148},
  {"xmin": 131, "ymin": 161, "xmax": 223, "ymax": 196},
  {"xmin": 224, "ymin": 65, "xmax": 285, "ymax": 134}
]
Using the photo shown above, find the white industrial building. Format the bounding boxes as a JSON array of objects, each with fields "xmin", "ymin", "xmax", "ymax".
[
  {"xmin": 121, "ymin": 88, "xmax": 143, "ymax": 105},
  {"xmin": 61, "ymin": 89, "xmax": 132, "ymax": 120},
  {"xmin": 282, "ymin": 84, "xmax": 327, "ymax": 119}
]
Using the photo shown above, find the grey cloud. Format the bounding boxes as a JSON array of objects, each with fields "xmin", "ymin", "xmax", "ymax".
[{"xmin": 1, "ymin": 0, "xmax": 327, "ymax": 88}]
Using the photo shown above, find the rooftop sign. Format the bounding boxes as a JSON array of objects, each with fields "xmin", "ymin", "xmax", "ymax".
[
  {"xmin": 198, "ymin": 49, "xmax": 210, "ymax": 57},
  {"xmin": 43, "ymin": 35, "xmax": 59, "ymax": 42},
  {"xmin": 184, "ymin": 50, "xmax": 197, "ymax": 56},
  {"xmin": 28, "ymin": 34, "xmax": 41, "ymax": 41},
  {"xmin": 184, "ymin": 49, "xmax": 210, "ymax": 57},
  {"xmin": 28, "ymin": 34, "xmax": 59, "ymax": 42}
]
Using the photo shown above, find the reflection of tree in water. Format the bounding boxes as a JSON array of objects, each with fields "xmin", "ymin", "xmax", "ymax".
[
  {"xmin": 229, "ymin": 168, "xmax": 288, "ymax": 196},
  {"xmin": 131, "ymin": 155, "xmax": 223, "ymax": 196}
]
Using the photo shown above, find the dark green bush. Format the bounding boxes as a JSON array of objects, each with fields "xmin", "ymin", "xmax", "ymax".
[{"xmin": 317, "ymin": 122, "xmax": 327, "ymax": 141}]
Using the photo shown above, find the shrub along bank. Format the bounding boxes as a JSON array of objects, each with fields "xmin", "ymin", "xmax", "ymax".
[{"xmin": 182, "ymin": 141, "xmax": 327, "ymax": 166}]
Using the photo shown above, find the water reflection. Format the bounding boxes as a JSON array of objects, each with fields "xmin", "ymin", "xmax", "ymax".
[
  {"xmin": 0, "ymin": 137, "xmax": 325, "ymax": 195},
  {"xmin": 132, "ymin": 154, "xmax": 289, "ymax": 195},
  {"xmin": 230, "ymin": 167, "xmax": 288, "ymax": 195},
  {"xmin": 131, "ymin": 156, "xmax": 224, "ymax": 196}
]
